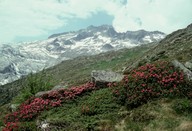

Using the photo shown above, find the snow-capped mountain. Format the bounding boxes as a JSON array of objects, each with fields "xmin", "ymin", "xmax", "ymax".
[{"xmin": 0, "ymin": 25, "xmax": 166, "ymax": 85}]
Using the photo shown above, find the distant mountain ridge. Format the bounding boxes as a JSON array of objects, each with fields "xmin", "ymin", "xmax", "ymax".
[
  {"xmin": 49, "ymin": 25, "xmax": 165, "ymax": 43},
  {"xmin": 0, "ymin": 25, "xmax": 165, "ymax": 85}
]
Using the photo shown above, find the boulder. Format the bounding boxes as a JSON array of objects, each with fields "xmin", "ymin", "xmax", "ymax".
[
  {"xmin": 185, "ymin": 61, "xmax": 192, "ymax": 71},
  {"xmin": 51, "ymin": 84, "xmax": 67, "ymax": 90},
  {"xmin": 35, "ymin": 83, "xmax": 67, "ymax": 97},
  {"xmin": 37, "ymin": 120, "xmax": 50, "ymax": 131},
  {"xmin": 91, "ymin": 70, "xmax": 124, "ymax": 86},
  {"xmin": 172, "ymin": 60, "xmax": 192, "ymax": 81},
  {"xmin": 7, "ymin": 104, "xmax": 19, "ymax": 112},
  {"xmin": 35, "ymin": 90, "xmax": 52, "ymax": 97}
]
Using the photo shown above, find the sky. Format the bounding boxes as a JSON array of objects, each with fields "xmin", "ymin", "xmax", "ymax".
[{"xmin": 0, "ymin": 0, "xmax": 192, "ymax": 43}]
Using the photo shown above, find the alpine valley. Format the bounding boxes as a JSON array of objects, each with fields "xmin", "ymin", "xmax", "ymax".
[
  {"xmin": 0, "ymin": 25, "xmax": 165, "ymax": 85},
  {"xmin": 0, "ymin": 23, "xmax": 192, "ymax": 131}
]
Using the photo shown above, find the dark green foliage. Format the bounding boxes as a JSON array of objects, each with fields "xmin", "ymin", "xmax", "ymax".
[
  {"xmin": 0, "ymin": 104, "xmax": 11, "ymax": 129},
  {"xmin": 0, "ymin": 120, "xmax": 3, "ymax": 127},
  {"xmin": 12, "ymin": 90, "xmax": 33, "ymax": 105},
  {"xmin": 130, "ymin": 109, "xmax": 155, "ymax": 122},
  {"xmin": 172, "ymin": 98, "xmax": 192, "ymax": 114},
  {"xmin": 38, "ymin": 88, "xmax": 122, "ymax": 131},
  {"xmin": 12, "ymin": 70, "xmax": 52, "ymax": 105},
  {"xmin": 18, "ymin": 122, "xmax": 36, "ymax": 131},
  {"xmin": 22, "ymin": 70, "xmax": 52, "ymax": 95}
]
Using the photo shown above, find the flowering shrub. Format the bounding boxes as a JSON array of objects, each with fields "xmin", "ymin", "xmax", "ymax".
[
  {"xmin": 3, "ymin": 82, "xmax": 95, "ymax": 130},
  {"xmin": 2, "ymin": 122, "xmax": 19, "ymax": 131},
  {"xmin": 110, "ymin": 61, "xmax": 191, "ymax": 108},
  {"xmin": 3, "ymin": 61, "xmax": 191, "ymax": 130},
  {"xmin": 4, "ymin": 98, "xmax": 60, "ymax": 122}
]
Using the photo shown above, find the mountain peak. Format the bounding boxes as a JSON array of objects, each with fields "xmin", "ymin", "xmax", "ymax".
[
  {"xmin": 187, "ymin": 23, "xmax": 192, "ymax": 31},
  {"xmin": 87, "ymin": 25, "xmax": 112, "ymax": 30},
  {"xmin": 49, "ymin": 25, "xmax": 165, "ymax": 40},
  {"xmin": 187, "ymin": 23, "xmax": 192, "ymax": 28},
  {"xmin": 0, "ymin": 25, "xmax": 165, "ymax": 85}
]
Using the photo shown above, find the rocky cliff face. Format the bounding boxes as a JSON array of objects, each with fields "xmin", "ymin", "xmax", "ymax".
[{"xmin": 0, "ymin": 25, "xmax": 165, "ymax": 85}]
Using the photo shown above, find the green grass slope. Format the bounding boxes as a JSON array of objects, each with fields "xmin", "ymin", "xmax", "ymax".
[
  {"xmin": 0, "ymin": 43, "xmax": 153, "ymax": 106},
  {"xmin": 1, "ymin": 24, "xmax": 192, "ymax": 131}
]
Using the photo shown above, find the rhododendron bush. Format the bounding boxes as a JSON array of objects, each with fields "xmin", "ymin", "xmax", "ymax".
[
  {"xmin": 110, "ymin": 61, "xmax": 192, "ymax": 108},
  {"xmin": 3, "ymin": 82, "xmax": 95, "ymax": 130},
  {"xmin": 3, "ymin": 61, "xmax": 191, "ymax": 130}
]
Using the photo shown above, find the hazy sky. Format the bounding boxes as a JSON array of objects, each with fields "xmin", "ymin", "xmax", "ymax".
[{"xmin": 0, "ymin": 0, "xmax": 192, "ymax": 43}]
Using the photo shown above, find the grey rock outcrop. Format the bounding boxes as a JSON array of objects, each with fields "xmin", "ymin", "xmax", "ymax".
[
  {"xmin": 172, "ymin": 60, "xmax": 192, "ymax": 81},
  {"xmin": 35, "ymin": 83, "xmax": 67, "ymax": 97},
  {"xmin": 185, "ymin": 61, "xmax": 192, "ymax": 71},
  {"xmin": 35, "ymin": 90, "xmax": 52, "ymax": 97},
  {"xmin": 9, "ymin": 104, "xmax": 19, "ymax": 112},
  {"xmin": 37, "ymin": 120, "xmax": 50, "ymax": 131},
  {"xmin": 91, "ymin": 70, "xmax": 124, "ymax": 86}
]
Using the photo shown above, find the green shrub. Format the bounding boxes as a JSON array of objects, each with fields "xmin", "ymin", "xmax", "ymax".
[
  {"xmin": 172, "ymin": 98, "xmax": 192, "ymax": 114},
  {"xmin": 12, "ymin": 70, "xmax": 52, "ymax": 105},
  {"xmin": 18, "ymin": 122, "xmax": 36, "ymax": 131},
  {"xmin": 0, "ymin": 120, "xmax": 3, "ymax": 127},
  {"xmin": 22, "ymin": 70, "xmax": 52, "ymax": 95},
  {"xmin": 12, "ymin": 90, "xmax": 33, "ymax": 105}
]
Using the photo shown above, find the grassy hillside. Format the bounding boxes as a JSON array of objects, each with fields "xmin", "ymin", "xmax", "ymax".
[
  {"xmin": 1, "ymin": 24, "xmax": 192, "ymax": 131},
  {"xmin": 0, "ymin": 43, "xmax": 153, "ymax": 106},
  {"xmin": 124, "ymin": 24, "xmax": 192, "ymax": 72}
]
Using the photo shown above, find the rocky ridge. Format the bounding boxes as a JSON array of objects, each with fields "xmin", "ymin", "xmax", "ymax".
[{"xmin": 0, "ymin": 25, "xmax": 165, "ymax": 85}]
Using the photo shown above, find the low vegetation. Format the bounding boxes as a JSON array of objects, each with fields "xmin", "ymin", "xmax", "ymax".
[
  {"xmin": 0, "ymin": 44, "xmax": 152, "ymax": 106},
  {"xmin": 110, "ymin": 61, "xmax": 192, "ymax": 109},
  {"xmin": 1, "ymin": 60, "xmax": 192, "ymax": 130},
  {"xmin": 1, "ymin": 24, "xmax": 192, "ymax": 130}
]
